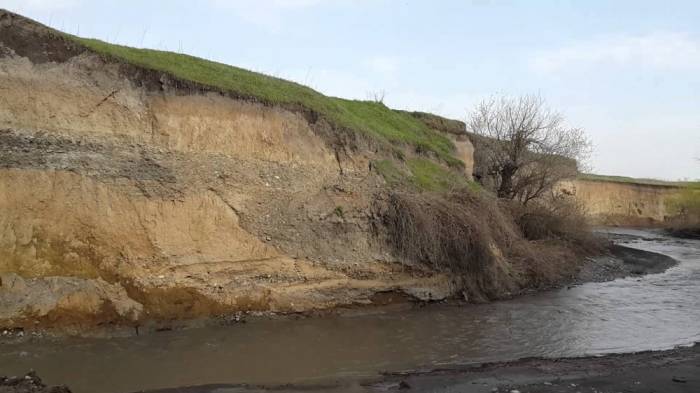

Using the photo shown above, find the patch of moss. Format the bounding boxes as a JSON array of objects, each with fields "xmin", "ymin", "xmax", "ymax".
[
  {"xmin": 374, "ymin": 159, "xmax": 408, "ymax": 187},
  {"xmin": 375, "ymin": 158, "xmax": 479, "ymax": 193}
]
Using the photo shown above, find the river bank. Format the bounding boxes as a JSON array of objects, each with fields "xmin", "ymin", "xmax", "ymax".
[
  {"xmin": 3, "ymin": 344, "xmax": 697, "ymax": 393},
  {"xmin": 0, "ymin": 241, "xmax": 677, "ymax": 341},
  {"xmin": 2, "ymin": 229, "xmax": 696, "ymax": 393},
  {"xmin": 367, "ymin": 343, "xmax": 700, "ymax": 393},
  {"xmin": 2, "ymin": 9, "xmax": 669, "ymax": 332}
]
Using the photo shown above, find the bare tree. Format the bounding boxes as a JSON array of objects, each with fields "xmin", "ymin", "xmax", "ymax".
[
  {"xmin": 468, "ymin": 95, "xmax": 591, "ymax": 203},
  {"xmin": 367, "ymin": 90, "xmax": 386, "ymax": 104}
]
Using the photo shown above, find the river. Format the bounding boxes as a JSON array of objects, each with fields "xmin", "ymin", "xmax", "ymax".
[{"xmin": 0, "ymin": 228, "xmax": 698, "ymax": 393}]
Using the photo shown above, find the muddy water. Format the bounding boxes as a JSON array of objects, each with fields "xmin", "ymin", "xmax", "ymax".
[{"xmin": 1, "ymin": 229, "xmax": 699, "ymax": 393}]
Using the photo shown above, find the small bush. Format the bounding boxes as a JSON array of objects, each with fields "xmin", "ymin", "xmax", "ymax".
[
  {"xmin": 509, "ymin": 196, "xmax": 602, "ymax": 253},
  {"xmin": 665, "ymin": 183, "xmax": 700, "ymax": 238},
  {"xmin": 374, "ymin": 190, "xmax": 604, "ymax": 299},
  {"xmin": 375, "ymin": 189, "xmax": 518, "ymax": 300}
]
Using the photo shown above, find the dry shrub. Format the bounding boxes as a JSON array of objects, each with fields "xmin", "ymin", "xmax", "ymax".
[
  {"xmin": 374, "ymin": 189, "xmax": 519, "ymax": 300},
  {"xmin": 508, "ymin": 196, "xmax": 603, "ymax": 253},
  {"xmin": 373, "ymin": 189, "xmax": 604, "ymax": 300},
  {"xmin": 665, "ymin": 183, "xmax": 700, "ymax": 239},
  {"xmin": 504, "ymin": 196, "xmax": 605, "ymax": 288},
  {"xmin": 506, "ymin": 236, "xmax": 579, "ymax": 289}
]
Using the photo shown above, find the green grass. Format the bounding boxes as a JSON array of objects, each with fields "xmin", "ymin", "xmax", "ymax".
[
  {"xmin": 666, "ymin": 182, "xmax": 700, "ymax": 215},
  {"xmin": 578, "ymin": 173, "xmax": 686, "ymax": 187},
  {"xmin": 408, "ymin": 159, "xmax": 473, "ymax": 192},
  {"xmin": 65, "ymin": 36, "xmax": 461, "ymax": 166},
  {"xmin": 374, "ymin": 160, "xmax": 407, "ymax": 188},
  {"xmin": 375, "ymin": 158, "xmax": 479, "ymax": 192}
]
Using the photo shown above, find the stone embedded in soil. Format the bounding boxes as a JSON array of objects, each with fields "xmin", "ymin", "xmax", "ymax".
[{"xmin": 0, "ymin": 371, "xmax": 71, "ymax": 393}]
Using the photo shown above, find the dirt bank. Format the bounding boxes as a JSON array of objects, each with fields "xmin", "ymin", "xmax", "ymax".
[
  {"xmin": 29, "ymin": 344, "xmax": 688, "ymax": 393},
  {"xmin": 558, "ymin": 179, "xmax": 682, "ymax": 226},
  {"xmin": 0, "ymin": 12, "xmax": 457, "ymax": 329},
  {"xmin": 0, "ymin": 9, "xmax": 610, "ymax": 331}
]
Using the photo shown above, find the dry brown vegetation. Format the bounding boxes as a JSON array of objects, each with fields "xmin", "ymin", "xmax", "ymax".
[
  {"xmin": 369, "ymin": 96, "xmax": 603, "ymax": 301},
  {"xmin": 665, "ymin": 183, "xmax": 700, "ymax": 238},
  {"xmin": 373, "ymin": 188, "xmax": 604, "ymax": 301},
  {"xmin": 509, "ymin": 196, "xmax": 602, "ymax": 251},
  {"xmin": 374, "ymin": 189, "xmax": 516, "ymax": 301}
]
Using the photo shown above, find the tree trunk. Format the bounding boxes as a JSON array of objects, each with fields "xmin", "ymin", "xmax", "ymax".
[{"xmin": 497, "ymin": 164, "xmax": 517, "ymax": 199}]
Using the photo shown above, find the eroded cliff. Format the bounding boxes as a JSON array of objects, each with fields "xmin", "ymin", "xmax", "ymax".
[
  {"xmin": 0, "ymin": 11, "xmax": 467, "ymax": 329},
  {"xmin": 1, "ymin": 9, "xmax": 656, "ymax": 331},
  {"xmin": 559, "ymin": 179, "xmax": 682, "ymax": 226}
]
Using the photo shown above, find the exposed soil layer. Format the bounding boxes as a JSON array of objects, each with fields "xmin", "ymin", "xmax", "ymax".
[
  {"xmin": 0, "ymin": 241, "xmax": 677, "ymax": 341},
  {"xmin": 0, "ymin": 15, "xmax": 461, "ymax": 329},
  {"xmin": 0, "ymin": 7, "xmax": 659, "ymax": 333},
  {"xmin": 557, "ymin": 179, "xmax": 682, "ymax": 226}
]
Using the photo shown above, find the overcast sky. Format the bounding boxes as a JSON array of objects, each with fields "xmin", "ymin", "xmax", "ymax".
[{"xmin": 2, "ymin": 0, "xmax": 699, "ymax": 180}]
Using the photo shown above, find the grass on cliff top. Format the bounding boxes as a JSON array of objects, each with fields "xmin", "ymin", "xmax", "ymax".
[
  {"xmin": 67, "ymin": 36, "xmax": 461, "ymax": 167},
  {"xmin": 578, "ymin": 173, "xmax": 686, "ymax": 187},
  {"xmin": 375, "ymin": 158, "xmax": 479, "ymax": 192}
]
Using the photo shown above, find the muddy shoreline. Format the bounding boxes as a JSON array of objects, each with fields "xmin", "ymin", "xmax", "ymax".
[
  {"xmin": 0, "ymin": 242, "xmax": 678, "ymax": 342},
  {"xmin": 368, "ymin": 343, "xmax": 700, "ymax": 393},
  {"xmin": 5, "ymin": 344, "xmax": 695, "ymax": 393},
  {"xmin": 0, "ymin": 239, "xmax": 688, "ymax": 393}
]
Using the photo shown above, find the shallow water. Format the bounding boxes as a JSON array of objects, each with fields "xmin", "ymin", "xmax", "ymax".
[{"xmin": 1, "ymin": 229, "xmax": 698, "ymax": 393}]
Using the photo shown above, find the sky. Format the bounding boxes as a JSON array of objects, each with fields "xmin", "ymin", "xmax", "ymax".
[{"xmin": 2, "ymin": 0, "xmax": 699, "ymax": 180}]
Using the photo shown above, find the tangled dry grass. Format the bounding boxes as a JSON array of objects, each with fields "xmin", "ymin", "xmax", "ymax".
[
  {"xmin": 665, "ymin": 183, "xmax": 700, "ymax": 239},
  {"xmin": 374, "ymin": 189, "xmax": 604, "ymax": 301}
]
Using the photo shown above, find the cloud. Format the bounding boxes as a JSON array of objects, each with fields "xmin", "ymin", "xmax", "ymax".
[
  {"xmin": 0, "ymin": 0, "xmax": 80, "ymax": 11},
  {"xmin": 530, "ymin": 32, "xmax": 700, "ymax": 73}
]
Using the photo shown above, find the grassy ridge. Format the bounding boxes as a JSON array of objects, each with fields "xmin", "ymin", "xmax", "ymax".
[
  {"xmin": 68, "ymin": 36, "xmax": 461, "ymax": 167},
  {"xmin": 578, "ymin": 173, "xmax": 687, "ymax": 187}
]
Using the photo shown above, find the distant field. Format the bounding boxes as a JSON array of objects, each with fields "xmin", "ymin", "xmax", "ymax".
[{"xmin": 578, "ymin": 173, "xmax": 689, "ymax": 187}]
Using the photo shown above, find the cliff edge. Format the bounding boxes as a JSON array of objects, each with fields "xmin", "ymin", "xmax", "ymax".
[{"xmin": 0, "ymin": 10, "xmax": 596, "ymax": 331}]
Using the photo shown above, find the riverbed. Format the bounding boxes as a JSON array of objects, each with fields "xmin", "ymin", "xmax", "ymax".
[{"xmin": 1, "ymin": 229, "xmax": 698, "ymax": 393}]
